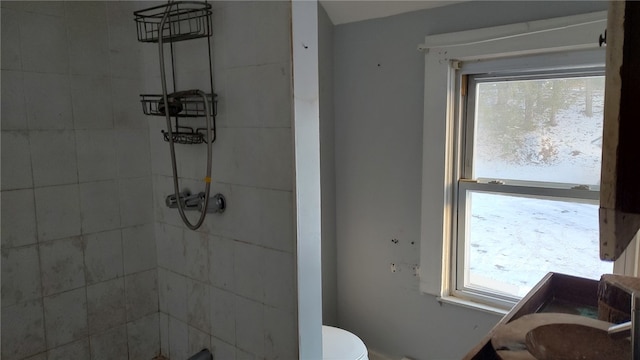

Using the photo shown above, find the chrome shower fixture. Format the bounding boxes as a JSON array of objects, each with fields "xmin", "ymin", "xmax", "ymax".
[{"xmin": 165, "ymin": 192, "xmax": 225, "ymax": 213}]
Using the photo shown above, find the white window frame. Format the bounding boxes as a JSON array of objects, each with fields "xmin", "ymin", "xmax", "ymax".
[{"xmin": 417, "ymin": 11, "xmax": 638, "ymax": 313}]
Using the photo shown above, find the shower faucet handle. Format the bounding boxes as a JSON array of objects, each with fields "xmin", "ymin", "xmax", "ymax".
[{"xmin": 165, "ymin": 191, "xmax": 191, "ymax": 208}]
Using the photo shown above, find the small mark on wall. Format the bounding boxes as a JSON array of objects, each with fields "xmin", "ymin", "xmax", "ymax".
[{"xmin": 391, "ymin": 238, "xmax": 399, "ymax": 244}]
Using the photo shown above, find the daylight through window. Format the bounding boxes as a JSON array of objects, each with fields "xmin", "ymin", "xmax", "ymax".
[{"xmin": 455, "ymin": 70, "xmax": 613, "ymax": 306}]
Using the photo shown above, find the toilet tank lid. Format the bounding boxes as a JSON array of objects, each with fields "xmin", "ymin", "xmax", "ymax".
[{"xmin": 322, "ymin": 326, "xmax": 368, "ymax": 360}]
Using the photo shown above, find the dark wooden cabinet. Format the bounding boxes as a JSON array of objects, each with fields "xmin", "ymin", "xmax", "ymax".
[{"xmin": 599, "ymin": 0, "xmax": 640, "ymax": 261}]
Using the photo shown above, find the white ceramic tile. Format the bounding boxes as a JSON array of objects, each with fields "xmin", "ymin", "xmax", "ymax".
[
  {"xmin": 160, "ymin": 312, "xmax": 170, "ymax": 356},
  {"xmin": 158, "ymin": 269, "xmax": 188, "ymax": 322},
  {"xmin": 122, "ymin": 224, "xmax": 156, "ymax": 275},
  {"xmin": 75, "ymin": 130, "xmax": 117, "ymax": 182},
  {"xmin": 108, "ymin": 23, "xmax": 144, "ymax": 79},
  {"xmin": 1, "ymin": 189, "xmax": 37, "ymax": 248},
  {"xmin": 43, "ymin": 288, "xmax": 88, "ymax": 348},
  {"xmin": 235, "ymin": 296, "xmax": 264, "ymax": 358},
  {"xmin": 149, "ymin": 129, "xmax": 173, "ymax": 178},
  {"xmin": 140, "ymin": 51, "xmax": 165, "ymax": 90},
  {"xmin": 87, "ymin": 278, "xmax": 126, "ymax": 334},
  {"xmin": 188, "ymin": 326, "xmax": 212, "ymax": 356},
  {"xmin": 116, "ymin": 129, "xmax": 151, "ymax": 178},
  {"xmin": 263, "ymin": 249, "xmax": 295, "ymax": 310},
  {"xmin": 175, "ymin": 136, "xmax": 210, "ymax": 178},
  {"xmin": 112, "ymin": 78, "xmax": 147, "ymax": 129},
  {"xmin": 211, "ymin": 336, "xmax": 236, "ymax": 360},
  {"xmin": 12, "ymin": 1, "xmax": 65, "ymax": 16},
  {"xmin": 34, "ymin": 184, "xmax": 81, "ymax": 241},
  {"xmin": 156, "ymin": 223, "xmax": 186, "ymax": 273},
  {"xmin": 212, "ymin": 337, "xmax": 236, "ymax": 360},
  {"xmin": 79, "ymin": 180, "xmax": 121, "ymax": 233},
  {"xmin": 84, "ymin": 230, "xmax": 123, "ymax": 285},
  {"xmin": 210, "ymin": 287, "xmax": 235, "ymax": 345},
  {"xmin": 66, "ymin": 2, "xmax": 109, "ymax": 76},
  {"xmin": 64, "ymin": 1, "xmax": 104, "ymax": 19},
  {"xmin": 254, "ymin": 63, "xmax": 292, "ymax": 127},
  {"xmin": 264, "ymin": 307, "xmax": 297, "ymax": 360},
  {"xmin": 1, "ymin": 300, "xmax": 46, "ymax": 360},
  {"xmin": 210, "ymin": 185, "xmax": 293, "ymax": 251},
  {"xmin": 23, "ymin": 353, "xmax": 47, "ymax": 360},
  {"xmin": 174, "ymin": 39, "xmax": 212, "ymax": 77},
  {"xmin": 124, "ymin": 269, "xmax": 158, "ymax": 321},
  {"xmin": 29, "ymin": 130, "xmax": 77, "ymax": 187},
  {"xmin": 70, "ymin": 75, "xmax": 113, "ymax": 129},
  {"xmin": 1, "ymin": 9, "xmax": 22, "ymax": 70},
  {"xmin": 127, "ymin": 313, "xmax": 161, "ymax": 360},
  {"xmin": 223, "ymin": 2, "xmax": 258, "ymax": 68},
  {"xmin": 185, "ymin": 230, "xmax": 209, "ymax": 282},
  {"xmin": 237, "ymin": 345, "xmax": 256, "ymax": 359},
  {"xmin": 22, "ymin": 73, "xmax": 73, "ymax": 130},
  {"xmin": 169, "ymin": 317, "xmax": 190, "ymax": 360},
  {"xmin": 47, "ymin": 339, "xmax": 90, "ymax": 360},
  {"xmin": 254, "ymin": 2, "xmax": 291, "ymax": 66},
  {"xmin": 211, "ymin": 6, "xmax": 226, "ymax": 80},
  {"xmin": 260, "ymin": 189, "xmax": 294, "ymax": 252},
  {"xmin": 187, "ymin": 280, "xmax": 210, "ymax": 333},
  {"xmin": 209, "ymin": 235, "xmax": 234, "ymax": 290},
  {"xmin": 89, "ymin": 325, "xmax": 128, "ymax": 360},
  {"xmin": 40, "ymin": 236, "xmax": 85, "ymax": 296},
  {"xmin": 224, "ymin": 66, "xmax": 259, "ymax": 127},
  {"xmin": 212, "ymin": 128, "xmax": 293, "ymax": 191},
  {"xmin": 118, "ymin": 177, "xmax": 153, "ymax": 227},
  {"xmin": 172, "ymin": 69, "xmax": 215, "ymax": 96},
  {"xmin": 225, "ymin": 64, "xmax": 291, "ymax": 129},
  {"xmin": 1, "ymin": 70, "xmax": 27, "ymax": 130},
  {"xmin": 1, "ymin": 131, "xmax": 32, "ymax": 190},
  {"xmin": 1, "ymin": 245, "xmax": 41, "ymax": 307},
  {"xmin": 106, "ymin": 1, "xmax": 141, "ymax": 29},
  {"xmin": 19, "ymin": 11, "xmax": 68, "ymax": 73},
  {"xmin": 233, "ymin": 241, "xmax": 264, "ymax": 301}
]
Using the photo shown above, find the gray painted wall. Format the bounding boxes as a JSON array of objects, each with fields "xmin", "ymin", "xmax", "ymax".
[
  {"xmin": 319, "ymin": 3, "xmax": 338, "ymax": 326},
  {"xmin": 333, "ymin": 1, "xmax": 608, "ymax": 359}
]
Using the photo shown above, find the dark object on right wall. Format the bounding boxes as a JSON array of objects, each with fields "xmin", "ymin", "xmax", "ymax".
[{"xmin": 599, "ymin": 0, "xmax": 640, "ymax": 261}]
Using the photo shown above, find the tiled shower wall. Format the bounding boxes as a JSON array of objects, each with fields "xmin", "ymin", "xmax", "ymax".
[
  {"xmin": 1, "ymin": 2, "xmax": 158, "ymax": 359},
  {"xmin": 2, "ymin": 1, "xmax": 297, "ymax": 359},
  {"xmin": 148, "ymin": 1, "xmax": 298, "ymax": 359}
]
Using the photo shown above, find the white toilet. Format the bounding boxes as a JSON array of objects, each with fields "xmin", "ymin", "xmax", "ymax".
[{"xmin": 322, "ymin": 325, "xmax": 369, "ymax": 360}]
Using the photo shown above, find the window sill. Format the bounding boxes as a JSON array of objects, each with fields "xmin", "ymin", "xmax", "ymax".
[{"xmin": 436, "ymin": 295, "xmax": 509, "ymax": 317}]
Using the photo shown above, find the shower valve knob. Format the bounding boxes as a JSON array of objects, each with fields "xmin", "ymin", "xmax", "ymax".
[{"xmin": 199, "ymin": 193, "xmax": 226, "ymax": 214}]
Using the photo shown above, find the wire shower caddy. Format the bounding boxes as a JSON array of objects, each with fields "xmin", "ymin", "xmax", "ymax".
[{"xmin": 134, "ymin": 1, "xmax": 217, "ymax": 145}]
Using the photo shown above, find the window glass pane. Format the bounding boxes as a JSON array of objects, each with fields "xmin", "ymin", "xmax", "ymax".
[
  {"xmin": 473, "ymin": 76, "xmax": 604, "ymax": 185},
  {"xmin": 465, "ymin": 191, "xmax": 612, "ymax": 298}
]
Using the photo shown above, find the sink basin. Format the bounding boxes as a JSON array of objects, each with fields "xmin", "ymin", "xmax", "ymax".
[{"xmin": 525, "ymin": 323, "xmax": 631, "ymax": 360}]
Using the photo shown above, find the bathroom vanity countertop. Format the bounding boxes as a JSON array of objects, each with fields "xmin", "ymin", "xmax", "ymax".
[{"xmin": 462, "ymin": 272, "xmax": 600, "ymax": 360}]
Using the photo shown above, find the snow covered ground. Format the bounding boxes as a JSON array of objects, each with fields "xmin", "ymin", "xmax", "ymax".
[{"xmin": 466, "ymin": 79, "xmax": 612, "ymax": 297}]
